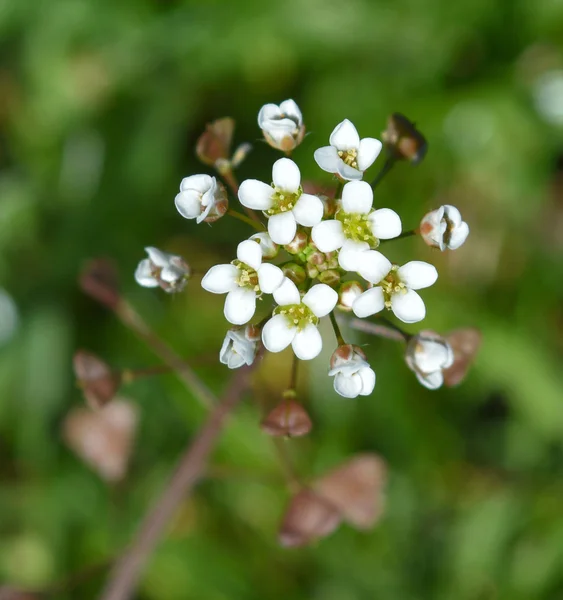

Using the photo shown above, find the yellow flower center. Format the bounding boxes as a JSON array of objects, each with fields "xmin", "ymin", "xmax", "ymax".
[
  {"xmin": 379, "ymin": 266, "xmax": 407, "ymax": 308},
  {"xmin": 266, "ymin": 185, "xmax": 302, "ymax": 216},
  {"xmin": 337, "ymin": 148, "xmax": 358, "ymax": 169},
  {"xmin": 233, "ymin": 261, "xmax": 260, "ymax": 292},
  {"xmin": 336, "ymin": 211, "xmax": 378, "ymax": 246},
  {"xmin": 274, "ymin": 303, "xmax": 318, "ymax": 330}
]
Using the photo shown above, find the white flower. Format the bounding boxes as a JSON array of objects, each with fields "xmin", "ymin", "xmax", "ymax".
[
  {"xmin": 353, "ymin": 256, "xmax": 438, "ymax": 323},
  {"xmin": 135, "ymin": 247, "xmax": 190, "ymax": 293},
  {"xmin": 311, "ymin": 181, "xmax": 401, "ymax": 273},
  {"xmin": 249, "ymin": 232, "xmax": 279, "ymax": 260},
  {"xmin": 328, "ymin": 344, "xmax": 376, "ymax": 398},
  {"xmin": 261, "ymin": 279, "xmax": 338, "ymax": 360},
  {"xmin": 420, "ymin": 205, "xmax": 469, "ymax": 250},
  {"xmin": 314, "ymin": 119, "xmax": 383, "ymax": 181},
  {"xmin": 175, "ymin": 174, "xmax": 228, "ymax": 224},
  {"xmin": 258, "ymin": 99, "xmax": 305, "ymax": 152},
  {"xmin": 405, "ymin": 331, "xmax": 454, "ymax": 389},
  {"xmin": 201, "ymin": 239, "xmax": 284, "ymax": 325},
  {"xmin": 239, "ymin": 158, "xmax": 324, "ymax": 245},
  {"xmin": 220, "ymin": 324, "xmax": 261, "ymax": 369}
]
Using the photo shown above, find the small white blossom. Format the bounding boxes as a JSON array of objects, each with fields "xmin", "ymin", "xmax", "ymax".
[
  {"xmin": 337, "ymin": 281, "xmax": 364, "ymax": 312},
  {"xmin": 311, "ymin": 181, "xmax": 401, "ymax": 273},
  {"xmin": 420, "ymin": 205, "xmax": 469, "ymax": 250},
  {"xmin": 220, "ymin": 324, "xmax": 261, "ymax": 369},
  {"xmin": 135, "ymin": 247, "xmax": 190, "ymax": 293},
  {"xmin": 175, "ymin": 174, "xmax": 228, "ymax": 224},
  {"xmin": 238, "ymin": 158, "xmax": 324, "ymax": 245},
  {"xmin": 201, "ymin": 240, "xmax": 284, "ymax": 325},
  {"xmin": 353, "ymin": 256, "xmax": 438, "ymax": 323},
  {"xmin": 262, "ymin": 279, "xmax": 338, "ymax": 360},
  {"xmin": 405, "ymin": 331, "xmax": 454, "ymax": 389},
  {"xmin": 258, "ymin": 99, "xmax": 305, "ymax": 152},
  {"xmin": 314, "ymin": 119, "xmax": 383, "ymax": 180},
  {"xmin": 249, "ymin": 232, "xmax": 279, "ymax": 260},
  {"xmin": 329, "ymin": 345, "xmax": 376, "ymax": 398}
]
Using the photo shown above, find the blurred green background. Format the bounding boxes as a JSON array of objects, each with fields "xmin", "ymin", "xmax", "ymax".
[{"xmin": 2, "ymin": 0, "xmax": 563, "ymax": 598}]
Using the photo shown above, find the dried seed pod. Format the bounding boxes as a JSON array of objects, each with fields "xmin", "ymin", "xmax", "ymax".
[
  {"xmin": 195, "ymin": 117, "xmax": 235, "ymax": 168},
  {"xmin": 381, "ymin": 113, "xmax": 427, "ymax": 164},
  {"xmin": 73, "ymin": 350, "xmax": 119, "ymax": 409},
  {"xmin": 443, "ymin": 327, "xmax": 482, "ymax": 387},
  {"xmin": 261, "ymin": 399, "xmax": 312, "ymax": 438}
]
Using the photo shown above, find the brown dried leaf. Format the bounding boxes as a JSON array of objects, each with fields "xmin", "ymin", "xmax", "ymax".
[
  {"xmin": 73, "ymin": 350, "xmax": 119, "ymax": 409},
  {"xmin": 260, "ymin": 400, "xmax": 312, "ymax": 438},
  {"xmin": 79, "ymin": 258, "xmax": 120, "ymax": 309},
  {"xmin": 278, "ymin": 489, "xmax": 342, "ymax": 548},
  {"xmin": 196, "ymin": 117, "xmax": 235, "ymax": 167},
  {"xmin": 63, "ymin": 399, "xmax": 138, "ymax": 482},
  {"xmin": 443, "ymin": 327, "xmax": 482, "ymax": 387},
  {"xmin": 313, "ymin": 454, "xmax": 387, "ymax": 529}
]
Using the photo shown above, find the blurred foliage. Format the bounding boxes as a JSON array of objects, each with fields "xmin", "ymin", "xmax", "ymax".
[{"xmin": 1, "ymin": 0, "xmax": 563, "ymax": 598}]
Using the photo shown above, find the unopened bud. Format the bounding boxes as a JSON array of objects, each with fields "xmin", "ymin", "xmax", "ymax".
[
  {"xmin": 282, "ymin": 262, "xmax": 307, "ymax": 286},
  {"xmin": 250, "ymin": 232, "xmax": 279, "ymax": 259},
  {"xmin": 382, "ymin": 113, "xmax": 427, "ymax": 164},
  {"xmin": 231, "ymin": 142, "xmax": 253, "ymax": 168},
  {"xmin": 195, "ymin": 117, "xmax": 234, "ymax": 168},
  {"xmin": 317, "ymin": 269, "xmax": 341, "ymax": 287},
  {"xmin": 73, "ymin": 350, "xmax": 119, "ymax": 409},
  {"xmin": 258, "ymin": 100, "xmax": 305, "ymax": 153},
  {"xmin": 329, "ymin": 344, "xmax": 375, "ymax": 398},
  {"xmin": 329, "ymin": 344, "xmax": 367, "ymax": 370},
  {"xmin": 337, "ymin": 280, "xmax": 364, "ymax": 312},
  {"xmin": 405, "ymin": 330, "xmax": 454, "ymax": 390},
  {"xmin": 285, "ymin": 231, "xmax": 308, "ymax": 255},
  {"xmin": 319, "ymin": 194, "xmax": 337, "ymax": 218},
  {"xmin": 261, "ymin": 399, "xmax": 312, "ymax": 438},
  {"xmin": 420, "ymin": 205, "xmax": 469, "ymax": 251}
]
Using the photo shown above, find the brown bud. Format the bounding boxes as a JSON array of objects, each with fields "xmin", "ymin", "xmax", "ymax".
[
  {"xmin": 319, "ymin": 194, "xmax": 337, "ymax": 218},
  {"xmin": 337, "ymin": 280, "xmax": 364, "ymax": 311},
  {"xmin": 73, "ymin": 350, "xmax": 119, "ymax": 409},
  {"xmin": 382, "ymin": 113, "xmax": 427, "ymax": 164},
  {"xmin": 443, "ymin": 327, "xmax": 482, "ymax": 387},
  {"xmin": 261, "ymin": 399, "xmax": 312, "ymax": 438},
  {"xmin": 317, "ymin": 269, "xmax": 341, "ymax": 287},
  {"xmin": 282, "ymin": 262, "xmax": 307, "ymax": 286},
  {"xmin": 195, "ymin": 117, "xmax": 234, "ymax": 168},
  {"xmin": 79, "ymin": 258, "xmax": 120, "ymax": 309},
  {"xmin": 329, "ymin": 344, "xmax": 367, "ymax": 370},
  {"xmin": 285, "ymin": 231, "xmax": 309, "ymax": 255},
  {"xmin": 63, "ymin": 399, "xmax": 138, "ymax": 482},
  {"xmin": 279, "ymin": 489, "xmax": 342, "ymax": 548},
  {"xmin": 312, "ymin": 454, "xmax": 387, "ymax": 529}
]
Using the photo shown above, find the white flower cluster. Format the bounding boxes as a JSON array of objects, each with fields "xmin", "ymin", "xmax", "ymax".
[{"xmin": 135, "ymin": 100, "xmax": 470, "ymax": 397}]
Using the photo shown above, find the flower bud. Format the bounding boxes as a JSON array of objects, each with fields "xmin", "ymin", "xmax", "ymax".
[
  {"xmin": 382, "ymin": 113, "xmax": 427, "ymax": 164},
  {"xmin": 329, "ymin": 345, "xmax": 375, "ymax": 398},
  {"xmin": 258, "ymin": 100, "xmax": 305, "ymax": 153},
  {"xmin": 284, "ymin": 230, "xmax": 308, "ymax": 255},
  {"xmin": 319, "ymin": 193, "xmax": 337, "ymax": 218},
  {"xmin": 337, "ymin": 280, "xmax": 364, "ymax": 312},
  {"xmin": 73, "ymin": 350, "xmax": 119, "ymax": 409},
  {"xmin": 317, "ymin": 269, "xmax": 341, "ymax": 287},
  {"xmin": 420, "ymin": 205, "xmax": 469, "ymax": 251},
  {"xmin": 405, "ymin": 330, "xmax": 454, "ymax": 390},
  {"xmin": 260, "ymin": 399, "xmax": 312, "ymax": 438},
  {"xmin": 195, "ymin": 117, "xmax": 234, "ymax": 168},
  {"xmin": 249, "ymin": 232, "xmax": 279, "ymax": 260},
  {"xmin": 135, "ymin": 247, "xmax": 191, "ymax": 293},
  {"xmin": 175, "ymin": 175, "xmax": 228, "ymax": 224},
  {"xmin": 219, "ymin": 324, "xmax": 260, "ymax": 369},
  {"xmin": 231, "ymin": 142, "xmax": 253, "ymax": 168},
  {"xmin": 282, "ymin": 262, "xmax": 307, "ymax": 286}
]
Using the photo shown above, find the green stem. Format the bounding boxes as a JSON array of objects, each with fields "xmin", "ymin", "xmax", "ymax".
[
  {"xmin": 288, "ymin": 354, "xmax": 299, "ymax": 393},
  {"xmin": 370, "ymin": 156, "xmax": 396, "ymax": 190},
  {"xmin": 329, "ymin": 311, "xmax": 346, "ymax": 346},
  {"xmin": 334, "ymin": 180, "xmax": 344, "ymax": 201},
  {"xmin": 227, "ymin": 209, "xmax": 266, "ymax": 232}
]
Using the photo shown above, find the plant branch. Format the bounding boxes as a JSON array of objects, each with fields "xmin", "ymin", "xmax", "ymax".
[
  {"xmin": 348, "ymin": 317, "xmax": 409, "ymax": 342},
  {"xmin": 370, "ymin": 156, "xmax": 396, "ymax": 190},
  {"xmin": 227, "ymin": 209, "xmax": 266, "ymax": 232},
  {"xmin": 329, "ymin": 311, "xmax": 346, "ymax": 346}
]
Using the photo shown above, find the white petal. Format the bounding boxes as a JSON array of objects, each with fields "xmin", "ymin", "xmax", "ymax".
[
  {"xmin": 145, "ymin": 247, "xmax": 171, "ymax": 267},
  {"xmin": 416, "ymin": 370, "xmax": 444, "ymax": 390},
  {"xmin": 391, "ymin": 289, "xmax": 425, "ymax": 323},
  {"xmin": 237, "ymin": 239, "xmax": 262, "ymax": 270},
  {"xmin": 302, "ymin": 284, "xmax": 338, "ymax": 318},
  {"xmin": 272, "ymin": 158, "xmax": 301, "ymax": 193},
  {"xmin": 268, "ymin": 211, "xmax": 297, "ymax": 245},
  {"xmin": 341, "ymin": 180, "xmax": 373, "ymax": 214},
  {"xmin": 333, "ymin": 373, "xmax": 363, "ymax": 398},
  {"xmin": 338, "ymin": 240, "xmax": 370, "ymax": 272},
  {"xmin": 292, "ymin": 324, "xmax": 322, "ymax": 360},
  {"xmin": 397, "ymin": 261, "xmax": 438, "ymax": 290},
  {"xmin": 180, "ymin": 174, "xmax": 212, "ymax": 193},
  {"xmin": 273, "ymin": 277, "xmax": 301, "ymax": 305},
  {"xmin": 336, "ymin": 159, "xmax": 363, "ymax": 181},
  {"xmin": 357, "ymin": 138, "xmax": 383, "ymax": 171},
  {"xmin": 201, "ymin": 264, "xmax": 239, "ymax": 294},
  {"xmin": 292, "ymin": 194, "xmax": 324, "ymax": 227},
  {"xmin": 329, "ymin": 119, "xmax": 360, "ymax": 150},
  {"xmin": 224, "ymin": 288, "xmax": 256, "ymax": 325},
  {"xmin": 135, "ymin": 259, "xmax": 158, "ymax": 287},
  {"xmin": 262, "ymin": 314, "xmax": 296, "ymax": 353},
  {"xmin": 175, "ymin": 190, "xmax": 201, "ymax": 220},
  {"xmin": 357, "ymin": 250, "xmax": 392, "ymax": 284},
  {"xmin": 238, "ymin": 179, "xmax": 273, "ymax": 210},
  {"xmin": 257, "ymin": 263, "xmax": 284, "ymax": 294},
  {"xmin": 258, "ymin": 103, "xmax": 282, "ymax": 126},
  {"xmin": 352, "ymin": 287, "xmax": 385, "ymax": 318},
  {"xmin": 449, "ymin": 222, "xmax": 469, "ymax": 249},
  {"xmin": 314, "ymin": 146, "xmax": 340, "ymax": 173},
  {"xmin": 279, "ymin": 99, "xmax": 302, "ymax": 124},
  {"xmin": 358, "ymin": 367, "xmax": 376, "ymax": 395},
  {"xmin": 415, "ymin": 341, "xmax": 452, "ymax": 373},
  {"xmin": 368, "ymin": 209, "xmax": 402, "ymax": 239},
  {"xmin": 443, "ymin": 205, "xmax": 462, "ymax": 226},
  {"xmin": 311, "ymin": 220, "xmax": 346, "ymax": 253}
]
